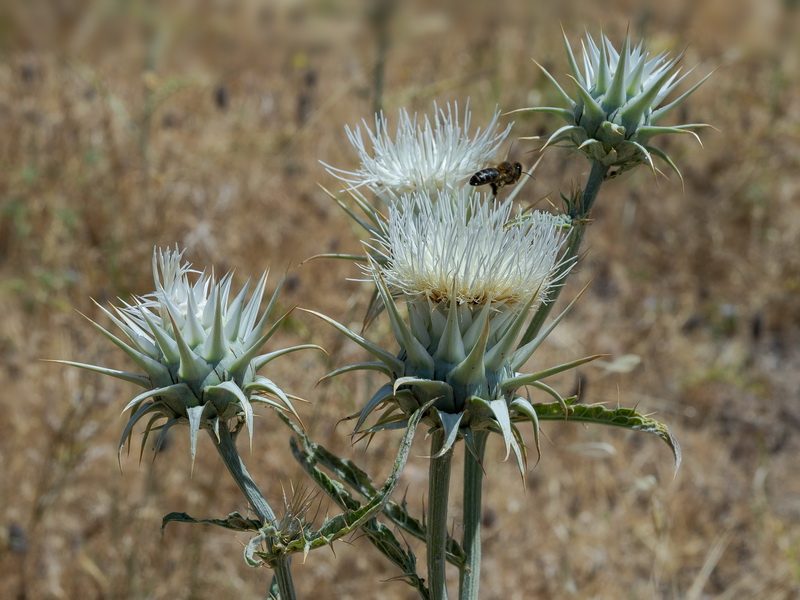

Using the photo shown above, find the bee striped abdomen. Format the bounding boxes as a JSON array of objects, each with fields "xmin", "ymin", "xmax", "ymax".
[{"xmin": 469, "ymin": 161, "xmax": 523, "ymax": 196}]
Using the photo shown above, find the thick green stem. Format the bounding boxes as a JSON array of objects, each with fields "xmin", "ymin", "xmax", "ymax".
[
  {"xmin": 428, "ymin": 429, "xmax": 454, "ymax": 600},
  {"xmin": 519, "ymin": 161, "xmax": 609, "ymax": 346},
  {"xmin": 458, "ymin": 430, "xmax": 489, "ymax": 600},
  {"xmin": 209, "ymin": 427, "xmax": 296, "ymax": 600}
]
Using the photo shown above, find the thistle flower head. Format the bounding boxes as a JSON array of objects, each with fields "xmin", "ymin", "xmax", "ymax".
[
  {"xmin": 324, "ymin": 102, "xmax": 511, "ymax": 200},
  {"xmin": 315, "ymin": 191, "xmax": 582, "ymax": 472},
  {"xmin": 518, "ymin": 31, "xmax": 711, "ymax": 179},
  {"xmin": 59, "ymin": 247, "xmax": 313, "ymax": 464}
]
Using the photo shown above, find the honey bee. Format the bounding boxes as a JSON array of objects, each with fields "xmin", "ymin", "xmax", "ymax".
[{"xmin": 469, "ymin": 161, "xmax": 523, "ymax": 196}]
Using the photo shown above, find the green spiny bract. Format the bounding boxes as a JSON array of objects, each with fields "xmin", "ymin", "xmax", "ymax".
[
  {"xmin": 513, "ymin": 31, "xmax": 712, "ymax": 180},
  {"xmin": 311, "ymin": 192, "xmax": 598, "ymax": 473},
  {"xmin": 59, "ymin": 247, "xmax": 317, "ymax": 464}
]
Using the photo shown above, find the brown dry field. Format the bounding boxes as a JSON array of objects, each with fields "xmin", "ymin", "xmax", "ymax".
[{"xmin": 2, "ymin": 1, "xmax": 799, "ymax": 599}]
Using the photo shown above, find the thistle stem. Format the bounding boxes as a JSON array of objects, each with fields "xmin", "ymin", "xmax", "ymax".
[
  {"xmin": 209, "ymin": 427, "xmax": 296, "ymax": 600},
  {"xmin": 428, "ymin": 429, "xmax": 454, "ymax": 600},
  {"xmin": 520, "ymin": 160, "xmax": 609, "ymax": 346},
  {"xmin": 458, "ymin": 430, "xmax": 489, "ymax": 600}
]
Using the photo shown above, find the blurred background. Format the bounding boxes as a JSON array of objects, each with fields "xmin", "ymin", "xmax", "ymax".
[{"xmin": 1, "ymin": 0, "xmax": 799, "ymax": 598}]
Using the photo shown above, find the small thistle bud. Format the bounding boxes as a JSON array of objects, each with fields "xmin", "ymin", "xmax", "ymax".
[
  {"xmin": 323, "ymin": 102, "xmax": 511, "ymax": 201},
  {"xmin": 311, "ymin": 190, "xmax": 587, "ymax": 472},
  {"xmin": 515, "ymin": 31, "xmax": 712, "ymax": 180},
  {"xmin": 58, "ymin": 247, "xmax": 314, "ymax": 464}
]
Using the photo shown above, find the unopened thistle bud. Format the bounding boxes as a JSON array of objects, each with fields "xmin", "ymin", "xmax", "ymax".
[{"xmin": 514, "ymin": 31, "xmax": 711, "ymax": 180}]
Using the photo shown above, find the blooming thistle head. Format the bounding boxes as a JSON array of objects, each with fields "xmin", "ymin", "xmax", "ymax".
[
  {"xmin": 323, "ymin": 102, "xmax": 511, "ymax": 201},
  {"xmin": 512, "ymin": 30, "xmax": 712, "ymax": 180},
  {"xmin": 56, "ymin": 247, "xmax": 316, "ymax": 465},
  {"xmin": 309, "ymin": 191, "xmax": 594, "ymax": 472}
]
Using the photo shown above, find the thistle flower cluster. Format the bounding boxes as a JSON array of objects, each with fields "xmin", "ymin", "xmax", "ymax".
[
  {"xmin": 60, "ymin": 247, "xmax": 311, "ymax": 463},
  {"xmin": 319, "ymin": 101, "xmax": 586, "ymax": 470},
  {"xmin": 515, "ymin": 31, "xmax": 711, "ymax": 179}
]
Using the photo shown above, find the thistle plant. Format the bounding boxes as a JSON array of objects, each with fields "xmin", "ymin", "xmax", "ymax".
[
  {"xmin": 60, "ymin": 28, "xmax": 708, "ymax": 600},
  {"xmin": 56, "ymin": 247, "xmax": 317, "ymax": 599}
]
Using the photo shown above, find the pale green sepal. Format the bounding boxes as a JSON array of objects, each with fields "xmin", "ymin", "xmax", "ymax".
[
  {"xmin": 508, "ymin": 424, "xmax": 527, "ymax": 475},
  {"xmin": 251, "ymin": 344, "xmax": 325, "ymax": 372},
  {"xmin": 650, "ymin": 71, "xmax": 714, "ymax": 125},
  {"xmin": 532, "ymin": 401, "xmax": 682, "ymax": 471},
  {"xmin": 504, "ymin": 105, "xmax": 576, "ymax": 123},
  {"xmin": 601, "ymin": 34, "xmax": 629, "ymax": 111},
  {"xmin": 153, "ymin": 417, "xmax": 180, "ymax": 454},
  {"xmin": 119, "ymin": 401, "xmax": 165, "ymax": 453},
  {"xmin": 186, "ymin": 403, "xmax": 208, "ymax": 466},
  {"xmin": 207, "ymin": 381, "xmax": 253, "ymax": 450},
  {"xmin": 392, "ymin": 377, "xmax": 454, "ymax": 412},
  {"xmin": 446, "ymin": 317, "xmax": 489, "ymax": 387},
  {"xmin": 562, "ymin": 28, "xmax": 583, "ymax": 86},
  {"xmin": 502, "ymin": 354, "xmax": 604, "ymax": 392},
  {"xmin": 182, "ymin": 287, "xmax": 206, "ymax": 348},
  {"xmin": 94, "ymin": 302, "xmax": 156, "ymax": 358},
  {"xmin": 83, "ymin": 316, "xmax": 168, "ymax": 380},
  {"xmin": 536, "ymin": 56, "xmax": 576, "ymax": 108},
  {"xmin": 636, "ymin": 125, "xmax": 706, "ymax": 145},
  {"xmin": 485, "ymin": 292, "xmax": 539, "ymax": 373},
  {"xmin": 243, "ymin": 272, "xmax": 285, "ymax": 350},
  {"xmin": 302, "ymin": 309, "xmax": 405, "ymax": 376},
  {"xmin": 471, "ymin": 397, "xmax": 514, "ymax": 460},
  {"xmin": 528, "ymin": 380, "xmax": 570, "ymax": 415},
  {"xmin": 619, "ymin": 64, "xmax": 681, "ymax": 134},
  {"xmin": 138, "ymin": 413, "xmax": 166, "ymax": 462},
  {"xmin": 223, "ymin": 277, "xmax": 250, "ymax": 342},
  {"xmin": 568, "ymin": 76, "xmax": 606, "ymax": 134},
  {"xmin": 161, "ymin": 309, "xmax": 209, "ymax": 387},
  {"xmin": 137, "ymin": 308, "xmax": 181, "ymax": 367},
  {"xmin": 543, "ymin": 124, "xmax": 586, "ymax": 149},
  {"xmin": 246, "ymin": 376, "xmax": 301, "ymax": 420},
  {"xmin": 431, "ymin": 409, "xmax": 465, "ymax": 457},
  {"xmin": 318, "ymin": 361, "xmax": 393, "ymax": 383},
  {"xmin": 228, "ymin": 315, "xmax": 288, "ymax": 382},
  {"xmin": 509, "ymin": 397, "xmax": 541, "ymax": 461},
  {"xmin": 646, "ymin": 145, "xmax": 683, "ymax": 183},
  {"xmin": 334, "ymin": 196, "xmax": 378, "ymax": 235},
  {"xmin": 626, "ymin": 139, "xmax": 656, "ymax": 172},
  {"xmin": 374, "ymin": 274, "xmax": 434, "ymax": 377},
  {"xmin": 352, "ymin": 383, "xmax": 395, "ymax": 433},
  {"xmin": 240, "ymin": 271, "xmax": 268, "ymax": 336},
  {"xmin": 434, "ymin": 298, "xmax": 466, "ymax": 365},
  {"xmin": 462, "ymin": 300, "xmax": 493, "ymax": 353},
  {"xmin": 121, "ymin": 383, "xmax": 191, "ymax": 415},
  {"xmin": 48, "ymin": 360, "xmax": 151, "ymax": 388},
  {"xmin": 511, "ymin": 286, "xmax": 586, "ymax": 371},
  {"xmin": 203, "ymin": 285, "xmax": 227, "ymax": 364}
]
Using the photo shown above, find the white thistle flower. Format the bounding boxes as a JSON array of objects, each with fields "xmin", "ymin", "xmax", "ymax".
[
  {"xmin": 373, "ymin": 190, "xmax": 567, "ymax": 308},
  {"xmin": 309, "ymin": 191, "xmax": 596, "ymax": 474},
  {"xmin": 324, "ymin": 102, "xmax": 511, "ymax": 200},
  {"xmin": 57, "ymin": 247, "xmax": 317, "ymax": 465}
]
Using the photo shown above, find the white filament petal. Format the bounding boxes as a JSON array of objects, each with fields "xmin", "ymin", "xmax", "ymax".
[
  {"xmin": 325, "ymin": 102, "xmax": 510, "ymax": 199},
  {"xmin": 370, "ymin": 189, "xmax": 571, "ymax": 309}
]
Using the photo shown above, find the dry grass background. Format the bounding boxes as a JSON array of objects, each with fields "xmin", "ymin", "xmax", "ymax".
[{"xmin": 1, "ymin": 0, "xmax": 799, "ymax": 598}]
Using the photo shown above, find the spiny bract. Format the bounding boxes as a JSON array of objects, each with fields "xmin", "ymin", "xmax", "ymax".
[{"xmin": 58, "ymin": 247, "xmax": 316, "ymax": 464}]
